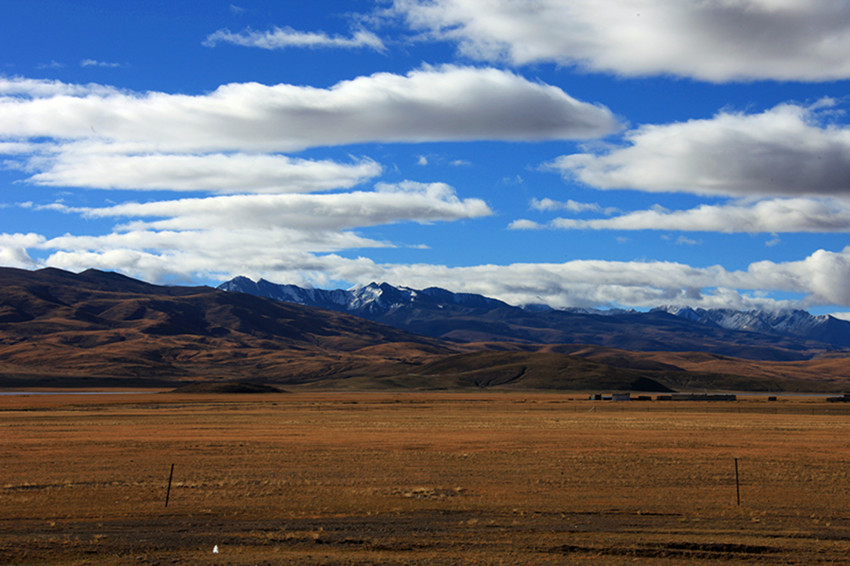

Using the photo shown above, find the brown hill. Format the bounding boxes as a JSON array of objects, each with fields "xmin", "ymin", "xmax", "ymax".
[
  {"xmin": 466, "ymin": 343, "xmax": 850, "ymax": 393},
  {"xmin": 1, "ymin": 267, "xmax": 848, "ymax": 392},
  {"xmin": 0, "ymin": 267, "xmax": 452, "ymax": 387},
  {"xmin": 553, "ymin": 344, "xmax": 850, "ymax": 392}
]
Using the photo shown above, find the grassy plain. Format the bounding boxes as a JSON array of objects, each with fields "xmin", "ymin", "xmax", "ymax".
[{"xmin": 2, "ymin": 392, "xmax": 850, "ymax": 564}]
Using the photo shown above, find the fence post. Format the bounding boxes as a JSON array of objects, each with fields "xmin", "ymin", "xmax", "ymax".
[
  {"xmin": 734, "ymin": 458, "xmax": 740, "ymax": 506},
  {"xmin": 165, "ymin": 463, "xmax": 175, "ymax": 508}
]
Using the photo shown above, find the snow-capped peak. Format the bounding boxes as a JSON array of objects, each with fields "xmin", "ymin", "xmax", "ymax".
[{"xmin": 655, "ymin": 305, "xmax": 831, "ymax": 337}]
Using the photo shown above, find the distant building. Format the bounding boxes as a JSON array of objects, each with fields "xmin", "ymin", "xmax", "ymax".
[
  {"xmin": 826, "ymin": 393, "xmax": 850, "ymax": 403},
  {"xmin": 592, "ymin": 393, "xmax": 631, "ymax": 401},
  {"xmin": 657, "ymin": 393, "xmax": 737, "ymax": 401}
]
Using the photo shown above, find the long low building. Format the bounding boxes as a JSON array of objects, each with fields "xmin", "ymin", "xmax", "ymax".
[{"xmin": 656, "ymin": 393, "xmax": 737, "ymax": 401}]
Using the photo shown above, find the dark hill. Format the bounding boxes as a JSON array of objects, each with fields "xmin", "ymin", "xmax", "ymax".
[
  {"xmin": 0, "ymin": 267, "xmax": 452, "ymax": 387},
  {"xmin": 169, "ymin": 381, "xmax": 284, "ymax": 394},
  {"xmin": 404, "ymin": 350, "xmax": 810, "ymax": 393},
  {"xmin": 219, "ymin": 278, "xmax": 850, "ymax": 361},
  {"xmin": 1, "ymin": 267, "xmax": 848, "ymax": 392}
]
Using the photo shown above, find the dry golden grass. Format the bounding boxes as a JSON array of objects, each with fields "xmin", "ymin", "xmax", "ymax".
[{"xmin": 2, "ymin": 392, "xmax": 850, "ymax": 564}]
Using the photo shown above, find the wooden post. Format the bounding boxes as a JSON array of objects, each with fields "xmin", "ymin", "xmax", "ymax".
[
  {"xmin": 734, "ymin": 458, "xmax": 740, "ymax": 506},
  {"xmin": 165, "ymin": 463, "xmax": 175, "ymax": 508}
]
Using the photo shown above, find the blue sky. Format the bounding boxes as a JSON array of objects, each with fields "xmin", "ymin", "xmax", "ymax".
[{"xmin": 3, "ymin": 1, "xmax": 850, "ymax": 316}]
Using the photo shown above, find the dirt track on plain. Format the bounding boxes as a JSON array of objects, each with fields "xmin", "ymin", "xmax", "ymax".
[{"xmin": 2, "ymin": 392, "xmax": 850, "ymax": 564}]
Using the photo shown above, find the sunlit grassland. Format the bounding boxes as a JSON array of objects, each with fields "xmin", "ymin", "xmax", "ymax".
[{"xmin": 2, "ymin": 392, "xmax": 850, "ymax": 564}]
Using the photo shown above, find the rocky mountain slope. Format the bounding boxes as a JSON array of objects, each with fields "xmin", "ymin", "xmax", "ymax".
[
  {"xmin": 0, "ymin": 267, "xmax": 450, "ymax": 387},
  {"xmin": 655, "ymin": 305, "xmax": 850, "ymax": 347},
  {"xmin": 1, "ymin": 267, "xmax": 847, "ymax": 392},
  {"xmin": 219, "ymin": 277, "xmax": 850, "ymax": 361}
]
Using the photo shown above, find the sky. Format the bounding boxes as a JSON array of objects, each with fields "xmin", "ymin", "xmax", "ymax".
[{"xmin": 2, "ymin": 1, "xmax": 850, "ymax": 317}]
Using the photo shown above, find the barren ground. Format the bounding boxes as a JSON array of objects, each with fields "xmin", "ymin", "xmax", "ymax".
[{"xmin": 2, "ymin": 391, "xmax": 850, "ymax": 564}]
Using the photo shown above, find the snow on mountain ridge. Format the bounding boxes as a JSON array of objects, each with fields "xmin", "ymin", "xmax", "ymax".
[
  {"xmin": 220, "ymin": 277, "xmax": 510, "ymax": 313},
  {"xmin": 654, "ymin": 305, "xmax": 832, "ymax": 337},
  {"xmin": 222, "ymin": 278, "xmax": 829, "ymax": 330},
  {"xmin": 346, "ymin": 282, "xmax": 419, "ymax": 313},
  {"xmin": 220, "ymin": 277, "xmax": 847, "ymax": 345},
  {"xmin": 217, "ymin": 277, "xmax": 850, "ymax": 353}
]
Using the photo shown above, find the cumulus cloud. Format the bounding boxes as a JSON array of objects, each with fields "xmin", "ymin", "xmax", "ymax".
[
  {"xmin": 0, "ymin": 233, "xmax": 43, "ymax": 268},
  {"xmin": 530, "ymin": 197, "xmax": 617, "ymax": 214},
  {"xmin": 0, "ymin": 67, "xmax": 615, "ymax": 201},
  {"xmin": 80, "ymin": 59, "xmax": 124, "ymax": 68},
  {"xmin": 26, "ymin": 149, "xmax": 382, "ymax": 194},
  {"xmin": 548, "ymin": 101, "xmax": 850, "ymax": 198},
  {"xmin": 392, "ymin": 0, "xmax": 850, "ymax": 81},
  {"xmin": 204, "ymin": 26, "xmax": 386, "ymax": 51},
  {"xmin": 0, "ymin": 66, "xmax": 618, "ymax": 154},
  {"xmin": 748, "ymin": 248, "xmax": 850, "ymax": 307},
  {"xmin": 0, "ymin": 141, "xmax": 37, "ymax": 155},
  {"xmin": 45, "ymin": 228, "xmax": 388, "ymax": 260},
  {"xmin": 16, "ymin": 181, "xmax": 492, "ymax": 283},
  {"xmin": 0, "ymin": 76, "xmax": 122, "ymax": 98},
  {"xmin": 21, "ymin": 235, "xmax": 850, "ymax": 310},
  {"xmin": 14, "ymin": 201, "xmax": 850, "ymax": 310},
  {"xmin": 377, "ymin": 248, "xmax": 850, "ymax": 310},
  {"xmin": 512, "ymin": 198, "xmax": 850, "ymax": 233},
  {"xmin": 67, "ymin": 181, "xmax": 491, "ymax": 231},
  {"xmin": 506, "ymin": 219, "xmax": 542, "ymax": 230},
  {"xmin": 0, "ymin": 68, "xmax": 616, "ymax": 297},
  {"xmin": 377, "ymin": 259, "xmax": 741, "ymax": 309},
  {"xmin": 347, "ymin": 248, "xmax": 850, "ymax": 310}
]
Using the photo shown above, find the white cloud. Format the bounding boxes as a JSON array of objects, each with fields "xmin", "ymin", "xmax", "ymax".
[
  {"xmin": 36, "ymin": 61, "xmax": 65, "ymax": 70},
  {"xmin": 414, "ymin": 154, "xmax": 471, "ymax": 167},
  {"xmin": 675, "ymin": 236, "xmax": 701, "ymax": 246},
  {"xmin": 392, "ymin": 0, "xmax": 850, "ymax": 81},
  {"xmin": 15, "ymin": 209, "xmax": 850, "ymax": 310},
  {"xmin": 0, "ymin": 76, "xmax": 122, "ymax": 98},
  {"xmin": 0, "ymin": 233, "xmax": 43, "ymax": 268},
  {"xmin": 44, "ymin": 228, "xmax": 388, "ymax": 258},
  {"xmin": 549, "ymin": 102, "xmax": 850, "ymax": 198},
  {"xmin": 0, "ymin": 141, "xmax": 38, "ymax": 155},
  {"xmin": 68, "ymin": 181, "xmax": 491, "ymax": 231},
  {"xmin": 204, "ymin": 26, "xmax": 386, "ymax": 51},
  {"xmin": 16, "ymin": 181, "xmax": 492, "ymax": 284},
  {"xmin": 507, "ymin": 218, "xmax": 542, "ymax": 230},
  {"xmin": 0, "ymin": 67, "xmax": 615, "ymax": 196},
  {"xmin": 530, "ymin": 197, "xmax": 616, "ymax": 214},
  {"xmin": 0, "ymin": 67, "xmax": 619, "ymax": 154},
  {"xmin": 26, "ymin": 149, "xmax": 382, "ymax": 194},
  {"xmin": 747, "ymin": 248, "xmax": 850, "ymax": 307},
  {"xmin": 516, "ymin": 198, "xmax": 850, "ymax": 233},
  {"xmin": 370, "ymin": 247, "xmax": 850, "ymax": 310},
  {"xmin": 80, "ymin": 59, "xmax": 123, "ymax": 68}
]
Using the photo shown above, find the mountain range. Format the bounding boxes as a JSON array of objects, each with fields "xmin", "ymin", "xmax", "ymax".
[
  {"xmin": 219, "ymin": 277, "xmax": 850, "ymax": 361},
  {"xmin": 0, "ymin": 267, "xmax": 449, "ymax": 388},
  {"xmin": 1, "ymin": 267, "xmax": 848, "ymax": 392}
]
